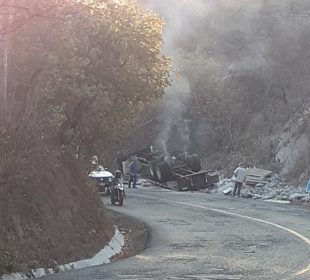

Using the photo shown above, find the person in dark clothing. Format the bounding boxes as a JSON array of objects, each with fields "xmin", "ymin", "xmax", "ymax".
[
  {"xmin": 112, "ymin": 170, "xmax": 126, "ymax": 197},
  {"xmin": 113, "ymin": 170, "xmax": 123, "ymax": 185},
  {"xmin": 115, "ymin": 151, "xmax": 124, "ymax": 173},
  {"xmin": 128, "ymin": 156, "xmax": 138, "ymax": 188},
  {"xmin": 306, "ymin": 178, "xmax": 310, "ymax": 201}
]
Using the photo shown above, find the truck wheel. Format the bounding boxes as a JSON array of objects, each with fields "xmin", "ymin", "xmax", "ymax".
[
  {"xmin": 177, "ymin": 152, "xmax": 188, "ymax": 163},
  {"xmin": 187, "ymin": 154, "xmax": 202, "ymax": 172},
  {"xmin": 177, "ymin": 177, "xmax": 191, "ymax": 191},
  {"xmin": 155, "ymin": 163, "xmax": 163, "ymax": 182},
  {"xmin": 155, "ymin": 162, "xmax": 173, "ymax": 183},
  {"xmin": 148, "ymin": 162, "xmax": 158, "ymax": 181}
]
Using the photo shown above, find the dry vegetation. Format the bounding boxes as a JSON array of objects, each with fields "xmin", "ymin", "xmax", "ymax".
[
  {"xmin": 141, "ymin": 0, "xmax": 310, "ymax": 183},
  {"xmin": 0, "ymin": 0, "xmax": 169, "ymax": 274}
]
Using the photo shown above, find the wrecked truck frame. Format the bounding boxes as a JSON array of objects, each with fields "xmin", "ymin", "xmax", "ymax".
[{"xmin": 122, "ymin": 146, "xmax": 219, "ymax": 191}]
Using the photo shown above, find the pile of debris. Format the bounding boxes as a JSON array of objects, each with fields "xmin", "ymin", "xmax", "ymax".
[{"xmin": 212, "ymin": 168, "xmax": 309, "ymax": 203}]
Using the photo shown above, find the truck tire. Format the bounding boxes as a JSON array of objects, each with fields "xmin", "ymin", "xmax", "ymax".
[
  {"xmin": 187, "ymin": 154, "xmax": 202, "ymax": 172},
  {"xmin": 148, "ymin": 162, "xmax": 158, "ymax": 181},
  {"xmin": 155, "ymin": 162, "xmax": 173, "ymax": 183},
  {"xmin": 177, "ymin": 152, "xmax": 188, "ymax": 163}
]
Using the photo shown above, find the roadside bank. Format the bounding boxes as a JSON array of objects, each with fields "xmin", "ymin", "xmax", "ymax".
[
  {"xmin": 106, "ymin": 209, "xmax": 150, "ymax": 261},
  {"xmin": 1, "ymin": 208, "xmax": 149, "ymax": 280}
]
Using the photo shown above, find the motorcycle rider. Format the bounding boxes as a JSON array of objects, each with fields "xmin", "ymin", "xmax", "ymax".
[
  {"xmin": 113, "ymin": 170, "xmax": 123, "ymax": 184},
  {"xmin": 112, "ymin": 170, "xmax": 126, "ymax": 197}
]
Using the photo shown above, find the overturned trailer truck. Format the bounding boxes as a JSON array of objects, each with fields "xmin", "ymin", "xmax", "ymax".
[{"xmin": 123, "ymin": 146, "xmax": 219, "ymax": 191}]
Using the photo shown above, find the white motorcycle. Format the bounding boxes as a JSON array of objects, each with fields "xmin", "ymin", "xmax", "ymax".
[{"xmin": 88, "ymin": 165, "xmax": 113, "ymax": 195}]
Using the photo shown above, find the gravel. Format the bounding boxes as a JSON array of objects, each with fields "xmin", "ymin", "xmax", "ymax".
[{"xmin": 209, "ymin": 176, "xmax": 309, "ymax": 203}]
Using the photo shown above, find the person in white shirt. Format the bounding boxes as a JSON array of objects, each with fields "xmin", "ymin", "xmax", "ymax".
[{"xmin": 232, "ymin": 163, "xmax": 247, "ymax": 197}]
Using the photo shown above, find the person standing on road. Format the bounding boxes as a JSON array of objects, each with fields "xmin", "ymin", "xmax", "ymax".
[
  {"xmin": 115, "ymin": 151, "xmax": 124, "ymax": 174},
  {"xmin": 232, "ymin": 162, "xmax": 247, "ymax": 198},
  {"xmin": 306, "ymin": 178, "xmax": 310, "ymax": 201},
  {"xmin": 128, "ymin": 156, "xmax": 138, "ymax": 188}
]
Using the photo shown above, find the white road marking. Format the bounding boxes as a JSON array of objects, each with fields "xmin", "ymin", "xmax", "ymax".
[{"xmin": 131, "ymin": 193, "xmax": 310, "ymax": 278}]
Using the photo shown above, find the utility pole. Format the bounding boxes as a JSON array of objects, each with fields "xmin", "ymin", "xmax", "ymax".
[
  {"xmin": 3, "ymin": 35, "xmax": 8, "ymax": 119},
  {"xmin": 0, "ymin": 9, "xmax": 9, "ymax": 122},
  {"xmin": 0, "ymin": 5, "xmax": 10, "ymax": 123}
]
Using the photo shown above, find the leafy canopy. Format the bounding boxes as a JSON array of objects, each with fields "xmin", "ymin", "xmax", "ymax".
[{"xmin": 1, "ymin": 0, "xmax": 170, "ymax": 160}]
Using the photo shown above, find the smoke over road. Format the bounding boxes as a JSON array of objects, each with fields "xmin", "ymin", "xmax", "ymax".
[
  {"xmin": 155, "ymin": 75, "xmax": 191, "ymax": 153},
  {"xmin": 141, "ymin": 0, "xmax": 310, "ymax": 159},
  {"xmin": 141, "ymin": 0, "xmax": 215, "ymax": 152},
  {"xmin": 141, "ymin": 0, "xmax": 265, "ymax": 152}
]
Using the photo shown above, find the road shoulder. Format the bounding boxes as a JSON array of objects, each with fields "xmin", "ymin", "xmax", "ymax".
[{"xmin": 105, "ymin": 209, "xmax": 150, "ymax": 261}]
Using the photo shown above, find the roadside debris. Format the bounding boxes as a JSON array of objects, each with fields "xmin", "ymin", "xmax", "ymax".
[
  {"xmin": 245, "ymin": 168, "xmax": 274, "ymax": 186},
  {"xmin": 213, "ymin": 168, "xmax": 308, "ymax": 203},
  {"xmin": 141, "ymin": 179, "xmax": 153, "ymax": 187},
  {"xmin": 264, "ymin": 200, "xmax": 291, "ymax": 205},
  {"xmin": 223, "ymin": 187, "xmax": 233, "ymax": 195}
]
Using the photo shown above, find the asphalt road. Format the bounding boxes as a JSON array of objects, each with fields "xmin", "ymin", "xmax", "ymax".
[{"xmin": 43, "ymin": 186, "xmax": 310, "ymax": 280}]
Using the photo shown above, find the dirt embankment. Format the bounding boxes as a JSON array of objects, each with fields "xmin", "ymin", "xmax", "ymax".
[
  {"xmin": 0, "ymin": 149, "xmax": 114, "ymax": 275},
  {"xmin": 107, "ymin": 210, "xmax": 149, "ymax": 261}
]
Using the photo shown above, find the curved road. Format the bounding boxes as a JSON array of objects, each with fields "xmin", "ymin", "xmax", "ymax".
[{"xmin": 44, "ymin": 186, "xmax": 310, "ymax": 280}]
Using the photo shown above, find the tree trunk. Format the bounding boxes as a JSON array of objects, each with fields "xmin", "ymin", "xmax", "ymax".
[{"xmin": 1, "ymin": 11, "xmax": 9, "ymax": 123}]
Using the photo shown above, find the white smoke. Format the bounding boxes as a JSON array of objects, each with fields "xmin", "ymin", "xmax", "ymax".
[
  {"xmin": 141, "ymin": 0, "xmax": 310, "ymax": 154},
  {"xmin": 156, "ymin": 75, "xmax": 190, "ymax": 153}
]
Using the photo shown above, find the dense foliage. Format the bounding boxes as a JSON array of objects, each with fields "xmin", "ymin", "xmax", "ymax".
[
  {"xmin": 1, "ymin": 0, "xmax": 170, "ymax": 158},
  {"xmin": 0, "ymin": 0, "xmax": 169, "ymax": 273}
]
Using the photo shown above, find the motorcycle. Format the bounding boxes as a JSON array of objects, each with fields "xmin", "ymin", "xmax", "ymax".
[
  {"xmin": 98, "ymin": 177, "xmax": 112, "ymax": 195},
  {"xmin": 88, "ymin": 165, "xmax": 113, "ymax": 195},
  {"xmin": 111, "ymin": 183, "xmax": 125, "ymax": 206}
]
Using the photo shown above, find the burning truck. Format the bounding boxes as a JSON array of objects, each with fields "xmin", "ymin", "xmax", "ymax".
[
  {"xmin": 121, "ymin": 146, "xmax": 219, "ymax": 191},
  {"xmin": 120, "ymin": 118, "xmax": 219, "ymax": 191}
]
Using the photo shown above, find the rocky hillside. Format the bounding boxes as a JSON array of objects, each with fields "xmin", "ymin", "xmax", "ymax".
[
  {"xmin": 138, "ymin": 0, "xmax": 310, "ymax": 185},
  {"xmin": 274, "ymin": 103, "xmax": 310, "ymax": 182}
]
